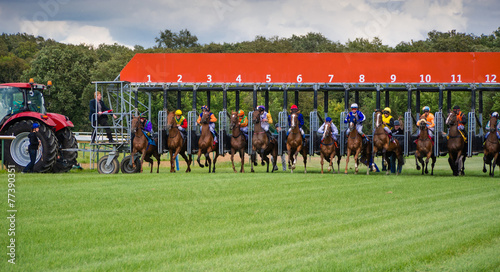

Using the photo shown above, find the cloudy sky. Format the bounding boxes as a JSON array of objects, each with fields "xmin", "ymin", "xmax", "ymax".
[{"xmin": 0, "ymin": 0, "xmax": 499, "ymax": 48}]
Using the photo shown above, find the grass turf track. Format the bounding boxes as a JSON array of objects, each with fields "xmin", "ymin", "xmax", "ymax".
[{"xmin": 1, "ymin": 155, "xmax": 499, "ymax": 271}]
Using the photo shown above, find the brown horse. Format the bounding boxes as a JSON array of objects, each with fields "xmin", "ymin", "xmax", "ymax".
[
  {"xmin": 445, "ymin": 111, "xmax": 466, "ymax": 176},
  {"xmin": 230, "ymin": 112, "xmax": 247, "ymax": 173},
  {"xmin": 483, "ymin": 115, "xmax": 500, "ymax": 176},
  {"xmin": 166, "ymin": 111, "xmax": 192, "ymax": 173},
  {"xmin": 196, "ymin": 111, "xmax": 219, "ymax": 173},
  {"xmin": 286, "ymin": 112, "xmax": 307, "ymax": 173},
  {"xmin": 415, "ymin": 119, "xmax": 436, "ymax": 175},
  {"xmin": 344, "ymin": 115, "xmax": 365, "ymax": 174},
  {"xmin": 372, "ymin": 110, "xmax": 404, "ymax": 175},
  {"xmin": 319, "ymin": 122, "xmax": 336, "ymax": 174},
  {"xmin": 251, "ymin": 110, "xmax": 278, "ymax": 172},
  {"xmin": 131, "ymin": 116, "xmax": 161, "ymax": 173}
]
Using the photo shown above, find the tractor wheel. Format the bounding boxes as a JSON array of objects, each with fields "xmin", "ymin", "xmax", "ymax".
[
  {"xmin": 97, "ymin": 155, "xmax": 119, "ymax": 174},
  {"xmin": 52, "ymin": 127, "xmax": 78, "ymax": 173},
  {"xmin": 4, "ymin": 120, "xmax": 57, "ymax": 172},
  {"xmin": 120, "ymin": 155, "xmax": 141, "ymax": 173}
]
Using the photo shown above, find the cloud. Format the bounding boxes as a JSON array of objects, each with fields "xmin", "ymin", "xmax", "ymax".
[{"xmin": 19, "ymin": 20, "xmax": 128, "ymax": 48}]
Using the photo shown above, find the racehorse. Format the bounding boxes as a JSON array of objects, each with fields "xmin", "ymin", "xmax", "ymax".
[
  {"xmin": 286, "ymin": 112, "xmax": 307, "ymax": 173},
  {"xmin": 415, "ymin": 119, "xmax": 436, "ymax": 175},
  {"xmin": 483, "ymin": 115, "xmax": 500, "ymax": 176},
  {"xmin": 319, "ymin": 122, "xmax": 337, "ymax": 174},
  {"xmin": 344, "ymin": 115, "xmax": 366, "ymax": 174},
  {"xmin": 230, "ymin": 112, "xmax": 247, "ymax": 173},
  {"xmin": 445, "ymin": 111, "xmax": 466, "ymax": 176},
  {"xmin": 166, "ymin": 111, "xmax": 192, "ymax": 173},
  {"xmin": 131, "ymin": 115, "xmax": 161, "ymax": 173},
  {"xmin": 372, "ymin": 110, "xmax": 404, "ymax": 175},
  {"xmin": 251, "ymin": 110, "xmax": 278, "ymax": 172},
  {"xmin": 196, "ymin": 111, "xmax": 219, "ymax": 173}
]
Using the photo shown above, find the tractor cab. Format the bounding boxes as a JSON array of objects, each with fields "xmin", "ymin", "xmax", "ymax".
[{"xmin": 0, "ymin": 83, "xmax": 47, "ymax": 120}]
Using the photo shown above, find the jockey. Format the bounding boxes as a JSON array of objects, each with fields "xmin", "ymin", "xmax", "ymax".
[
  {"xmin": 257, "ymin": 105, "xmax": 274, "ymax": 140},
  {"xmin": 197, "ymin": 105, "xmax": 218, "ymax": 143},
  {"xmin": 318, "ymin": 116, "xmax": 339, "ymax": 142},
  {"xmin": 485, "ymin": 112, "xmax": 500, "ymax": 140},
  {"xmin": 238, "ymin": 109, "xmax": 249, "ymax": 139},
  {"xmin": 344, "ymin": 103, "xmax": 369, "ymax": 142},
  {"xmin": 420, "ymin": 106, "xmax": 435, "ymax": 139},
  {"xmin": 452, "ymin": 105, "xmax": 467, "ymax": 131},
  {"xmin": 382, "ymin": 107, "xmax": 396, "ymax": 143},
  {"xmin": 288, "ymin": 105, "xmax": 305, "ymax": 140},
  {"xmin": 174, "ymin": 109, "xmax": 188, "ymax": 139},
  {"xmin": 140, "ymin": 116, "xmax": 153, "ymax": 137}
]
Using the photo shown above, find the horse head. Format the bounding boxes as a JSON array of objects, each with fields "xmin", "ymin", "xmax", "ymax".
[
  {"xmin": 446, "ymin": 111, "xmax": 457, "ymax": 127},
  {"xmin": 252, "ymin": 110, "xmax": 261, "ymax": 124},
  {"xmin": 200, "ymin": 111, "xmax": 210, "ymax": 124},
  {"xmin": 166, "ymin": 111, "xmax": 175, "ymax": 130},
  {"xmin": 230, "ymin": 112, "xmax": 239, "ymax": 130},
  {"xmin": 290, "ymin": 113, "xmax": 298, "ymax": 130},
  {"xmin": 374, "ymin": 109, "xmax": 383, "ymax": 128},
  {"xmin": 323, "ymin": 122, "xmax": 332, "ymax": 138},
  {"xmin": 490, "ymin": 116, "xmax": 498, "ymax": 133},
  {"xmin": 417, "ymin": 119, "xmax": 427, "ymax": 131},
  {"xmin": 131, "ymin": 116, "xmax": 141, "ymax": 134},
  {"xmin": 347, "ymin": 115, "xmax": 357, "ymax": 131}
]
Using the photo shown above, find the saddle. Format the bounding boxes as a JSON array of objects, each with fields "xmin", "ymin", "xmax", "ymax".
[{"xmin": 142, "ymin": 131, "xmax": 156, "ymax": 146}]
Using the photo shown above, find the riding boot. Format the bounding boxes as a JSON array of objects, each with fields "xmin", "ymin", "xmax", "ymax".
[
  {"xmin": 107, "ymin": 131, "xmax": 115, "ymax": 143},
  {"xmin": 266, "ymin": 131, "xmax": 273, "ymax": 143}
]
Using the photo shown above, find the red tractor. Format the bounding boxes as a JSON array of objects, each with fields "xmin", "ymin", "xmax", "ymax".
[{"xmin": 0, "ymin": 79, "xmax": 78, "ymax": 172}]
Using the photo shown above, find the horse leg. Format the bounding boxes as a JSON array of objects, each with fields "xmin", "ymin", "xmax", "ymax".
[
  {"xmin": 415, "ymin": 151, "xmax": 421, "ymax": 171},
  {"xmin": 424, "ymin": 155, "xmax": 430, "ymax": 175},
  {"xmin": 250, "ymin": 152, "xmax": 255, "ymax": 173},
  {"xmin": 205, "ymin": 152, "xmax": 212, "ymax": 173},
  {"xmin": 320, "ymin": 154, "xmax": 324, "ymax": 174},
  {"xmin": 430, "ymin": 155, "xmax": 436, "ymax": 175},
  {"xmin": 345, "ymin": 149, "xmax": 350, "ymax": 174},
  {"xmin": 448, "ymin": 156, "xmax": 456, "ymax": 176},
  {"xmin": 212, "ymin": 150, "xmax": 218, "ymax": 173},
  {"xmin": 354, "ymin": 149, "xmax": 360, "ymax": 174},
  {"xmin": 492, "ymin": 153, "xmax": 499, "ymax": 177},
  {"xmin": 483, "ymin": 153, "xmax": 488, "ymax": 173},
  {"xmin": 264, "ymin": 155, "xmax": 270, "ymax": 172},
  {"xmin": 143, "ymin": 152, "xmax": 153, "ymax": 173},
  {"xmin": 197, "ymin": 149, "xmax": 204, "ymax": 168},
  {"xmin": 417, "ymin": 156, "xmax": 425, "ymax": 175},
  {"xmin": 239, "ymin": 149, "xmax": 245, "ymax": 173},
  {"xmin": 287, "ymin": 146, "xmax": 292, "ymax": 170},
  {"xmin": 155, "ymin": 150, "xmax": 161, "ymax": 173},
  {"xmin": 179, "ymin": 152, "xmax": 191, "ymax": 172},
  {"xmin": 231, "ymin": 148, "xmax": 237, "ymax": 173}
]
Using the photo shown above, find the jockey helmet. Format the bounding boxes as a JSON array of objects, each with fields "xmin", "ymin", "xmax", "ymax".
[
  {"xmin": 175, "ymin": 109, "xmax": 182, "ymax": 115},
  {"xmin": 453, "ymin": 105, "xmax": 460, "ymax": 110},
  {"xmin": 351, "ymin": 103, "xmax": 358, "ymax": 109},
  {"xmin": 238, "ymin": 110, "xmax": 245, "ymax": 116},
  {"xmin": 201, "ymin": 105, "xmax": 208, "ymax": 111},
  {"xmin": 32, "ymin": 123, "xmax": 40, "ymax": 129},
  {"xmin": 422, "ymin": 106, "xmax": 430, "ymax": 112},
  {"xmin": 257, "ymin": 105, "xmax": 265, "ymax": 111},
  {"xmin": 291, "ymin": 105, "xmax": 298, "ymax": 110},
  {"xmin": 492, "ymin": 112, "xmax": 499, "ymax": 117},
  {"xmin": 325, "ymin": 117, "xmax": 332, "ymax": 122},
  {"xmin": 383, "ymin": 107, "xmax": 391, "ymax": 114}
]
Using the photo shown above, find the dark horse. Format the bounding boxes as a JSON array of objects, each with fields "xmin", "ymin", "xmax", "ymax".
[
  {"xmin": 196, "ymin": 111, "xmax": 219, "ymax": 173},
  {"xmin": 445, "ymin": 111, "xmax": 466, "ymax": 176},
  {"xmin": 415, "ymin": 119, "xmax": 436, "ymax": 175},
  {"xmin": 230, "ymin": 112, "xmax": 247, "ymax": 173},
  {"xmin": 344, "ymin": 115, "xmax": 367, "ymax": 174},
  {"xmin": 372, "ymin": 110, "xmax": 404, "ymax": 175},
  {"xmin": 319, "ymin": 122, "xmax": 337, "ymax": 174},
  {"xmin": 131, "ymin": 116, "xmax": 161, "ymax": 173},
  {"xmin": 483, "ymin": 115, "xmax": 500, "ymax": 176},
  {"xmin": 166, "ymin": 111, "xmax": 192, "ymax": 173},
  {"xmin": 251, "ymin": 110, "xmax": 278, "ymax": 172},
  {"xmin": 286, "ymin": 112, "xmax": 308, "ymax": 173}
]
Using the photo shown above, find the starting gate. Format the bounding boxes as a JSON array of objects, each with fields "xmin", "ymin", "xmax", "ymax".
[
  {"xmin": 403, "ymin": 111, "xmax": 413, "ymax": 156},
  {"xmin": 339, "ymin": 111, "xmax": 348, "ymax": 156},
  {"xmin": 309, "ymin": 110, "xmax": 320, "ymax": 155},
  {"xmin": 187, "ymin": 110, "xmax": 199, "ymax": 155},
  {"xmin": 158, "ymin": 110, "xmax": 168, "ymax": 154},
  {"xmin": 247, "ymin": 111, "xmax": 254, "ymax": 155},
  {"xmin": 218, "ymin": 110, "xmax": 231, "ymax": 155},
  {"xmin": 434, "ymin": 111, "xmax": 446, "ymax": 156},
  {"xmin": 278, "ymin": 110, "xmax": 288, "ymax": 155}
]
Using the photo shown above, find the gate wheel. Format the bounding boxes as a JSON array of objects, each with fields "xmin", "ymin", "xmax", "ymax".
[
  {"xmin": 97, "ymin": 155, "xmax": 119, "ymax": 174},
  {"xmin": 120, "ymin": 155, "xmax": 141, "ymax": 173}
]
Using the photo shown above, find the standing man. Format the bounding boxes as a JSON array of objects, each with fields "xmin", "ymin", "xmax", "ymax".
[
  {"xmin": 22, "ymin": 123, "xmax": 40, "ymax": 173},
  {"xmin": 89, "ymin": 91, "xmax": 117, "ymax": 143}
]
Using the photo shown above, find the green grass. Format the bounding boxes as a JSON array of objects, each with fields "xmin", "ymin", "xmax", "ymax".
[{"xmin": 1, "ymin": 156, "xmax": 500, "ymax": 271}]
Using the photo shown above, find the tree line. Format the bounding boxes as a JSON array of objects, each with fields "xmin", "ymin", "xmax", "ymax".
[{"xmin": 1, "ymin": 28, "xmax": 499, "ymax": 131}]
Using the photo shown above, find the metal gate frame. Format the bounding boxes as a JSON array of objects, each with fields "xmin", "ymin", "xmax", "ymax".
[
  {"xmin": 467, "ymin": 111, "xmax": 476, "ymax": 157},
  {"xmin": 278, "ymin": 110, "xmax": 288, "ymax": 155},
  {"xmin": 158, "ymin": 110, "xmax": 168, "ymax": 154},
  {"xmin": 339, "ymin": 111, "xmax": 348, "ymax": 156},
  {"xmin": 434, "ymin": 111, "xmax": 444, "ymax": 156},
  {"xmin": 247, "ymin": 111, "xmax": 254, "ymax": 155},
  {"xmin": 187, "ymin": 110, "xmax": 199, "ymax": 155},
  {"xmin": 404, "ymin": 111, "xmax": 413, "ymax": 156},
  {"xmin": 218, "ymin": 110, "xmax": 230, "ymax": 155},
  {"xmin": 309, "ymin": 110, "xmax": 319, "ymax": 155}
]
